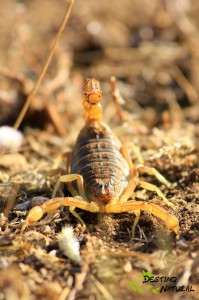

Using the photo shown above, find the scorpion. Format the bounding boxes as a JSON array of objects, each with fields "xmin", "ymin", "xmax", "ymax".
[{"xmin": 21, "ymin": 78, "xmax": 179, "ymax": 235}]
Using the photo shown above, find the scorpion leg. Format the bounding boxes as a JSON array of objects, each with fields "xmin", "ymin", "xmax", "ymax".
[
  {"xmin": 138, "ymin": 180, "xmax": 174, "ymax": 208},
  {"xmin": 136, "ymin": 164, "xmax": 171, "ymax": 187},
  {"xmin": 52, "ymin": 174, "xmax": 87, "ymax": 226},
  {"xmin": 52, "ymin": 174, "xmax": 85, "ymax": 198},
  {"xmin": 131, "ymin": 209, "xmax": 140, "ymax": 237},
  {"xmin": 44, "ymin": 152, "xmax": 72, "ymax": 187},
  {"xmin": 52, "ymin": 151, "xmax": 72, "ymax": 173},
  {"xmin": 117, "ymin": 177, "xmax": 142, "ymax": 236},
  {"xmin": 69, "ymin": 206, "xmax": 86, "ymax": 228},
  {"xmin": 21, "ymin": 196, "xmax": 99, "ymax": 233},
  {"xmin": 119, "ymin": 145, "xmax": 142, "ymax": 235},
  {"xmin": 135, "ymin": 164, "xmax": 173, "ymax": 206},
  {"xmin": 52, "ymin": 150, "xmax": 87, "ymax": 226},
  {"xmin": 120, "ymin": 144, "xmax": 143, "ymax": 177},
  {"xmin": 121, "ymin": 142, "xmax": 144, "ymax": 164},
  {"xmin": 121, "ymin": 200, "xmax": 179, "ymax": 235}
]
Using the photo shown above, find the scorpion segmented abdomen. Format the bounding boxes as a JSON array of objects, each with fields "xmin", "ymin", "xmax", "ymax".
[{"xmin": 71, "ymin": 122, "xmax": 129, "ymax": 204}]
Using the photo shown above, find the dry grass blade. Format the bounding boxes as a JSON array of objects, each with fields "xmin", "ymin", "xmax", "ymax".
[
  {"xmin": 92, "ymin": 275, "xmax": 114, "ymax": 300},
  {"xmin": 13, "ymin": 0, "xmax": 75, "ymax": 130},
  {"xmin": 172, "ymin": 66, "xmax": 199, "ymax": 105}
]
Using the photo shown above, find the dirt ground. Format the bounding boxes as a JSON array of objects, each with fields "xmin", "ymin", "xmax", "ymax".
[{"xmin": 0, "ymin": 0, "xmax": 198, "ymax": 299}]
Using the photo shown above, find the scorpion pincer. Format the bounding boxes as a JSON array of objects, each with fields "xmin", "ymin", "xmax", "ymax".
[{"xmin": 22, "ymin": 78, "xmax": 179, "ymax": 235}]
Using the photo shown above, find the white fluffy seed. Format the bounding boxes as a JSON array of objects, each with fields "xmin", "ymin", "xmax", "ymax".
[
  {"xmin": 0, "ymin": 126, "xmax": 24, "ymax": 150},
  {"xmin": 57, "ymin": 227, "xmax": 82, "ymax": 265}
]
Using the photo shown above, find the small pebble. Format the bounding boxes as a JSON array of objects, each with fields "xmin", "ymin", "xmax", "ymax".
[
  {"xmin": 30, "ymin": 196, "xmax": 49, "ymax": 207},
  {"xmin": 123, "ymin": 261, "xmax": 132, "ymax": 273}
]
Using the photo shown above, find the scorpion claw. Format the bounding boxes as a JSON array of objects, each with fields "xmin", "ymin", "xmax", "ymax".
[{"xmin": 21, "ymin": 206, "xmax": 44, "ymax": 234}]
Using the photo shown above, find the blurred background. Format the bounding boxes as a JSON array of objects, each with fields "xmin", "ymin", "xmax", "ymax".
[{"xmin": 0, "ymin": 0, "xmax": 199, "ymax": 138}]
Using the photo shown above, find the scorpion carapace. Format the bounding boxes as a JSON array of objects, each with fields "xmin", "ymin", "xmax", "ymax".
[
  {"xmin": 71, "ymin": 121, "xmax": 129, "ymax": 206},
  {"xmin": 22, "ymin": 78, "xmax": 179, "ymax": 236}
]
